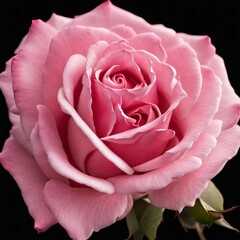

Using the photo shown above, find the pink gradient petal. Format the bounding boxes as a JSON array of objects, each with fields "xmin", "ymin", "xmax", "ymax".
[
  {"xmin": 167, "ymin": 42, "xmax": 202, "ymax": 118},
  {"xmin": 109, "ymin": 156, "xmax": 202, "ymax": 194},
  {"xmin": 42, "ymin": 25, "xmax": 122, "ymax": 122},
  {"xmin": 58, "ymin": 88, "xmax": 134, "ymax": 175},
  {"xmin": 62, "ymin": 54, "xmax": 87, "ymax": 106},
  {"xmin": 128, "ymin": 32, "xmax": 167, "ymax": 62},
  {"xmin": 0, "ymin": 136, "xmax": 56, "ymax": 231},
  {"xmin": 87, "ymin": 129, "xmax": 175, "ymax": 177},
  {"xmin": 11, "ymin": 20, "xmax": 57, "ymax": 139},
  {"xmin": 178, "ymin": 33, "xmax": 216, "ymax": 65},
  {"xmin": 70, "ymin": 1, "xmax": 153, "ymax": 33},
  {"xmin": 148, "ymin": 124, "xmax": 240, "ymax": 211},
  {"xmin": 134, "ymin": 66, "xmax": 221, "ymax": 172},
  {"xmin": 30, "ymin": 124, "xmax": 67, "ymax": 182},
  {"xmin": 110, "ymin": 24, "xmax": 136, "ymax": 38},
  {"xmin": 43, "ymin": 180, "xmax": 133, "ymax": 240},
  {"xmin": 47, "ymin": 13, "xmax": 72, "ymax": 30},
  {"xmin": 210, "ymin": 55, "xmax": 240, "ymax": 129},
  {"xmin": 67, "ymin": 118, "xmax": 96, "ymax": 172},
  {"xmin": 0, "ymin": 59, "xmax": 16, "ymax": 111},
  {"xmin": 37, "ymin": 104, "xmax": 115, "ymax": 194}
]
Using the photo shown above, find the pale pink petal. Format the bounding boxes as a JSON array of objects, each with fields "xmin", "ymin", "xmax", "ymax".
[
  {"xmin": 70, "ymin": 1, "xmax": 153, "ymax": 33},
  {"xmin": 167, "ymin": 42, "xmax": 202, "ymax": 118},
  {"xmin": 30, "ymin": 124, "xmax": 67, "ymax": 182},
  {"xmin": 178, "ymin": 33, "xmax": 216, "ymax": 65},
  {"xmin": 128, "ymin": 32, "xmax": 167, "ymax": 62},
  {"xmin": 62, "ymin": 54, "xmax": 87, "ymax": 106},
  {"xmin": 110, "ymin": 24, "xmax": 137, "ymax": 39},
  {"xmin": 47, "ymin": 13, "xmax": 72, "ymax": 30},
  {"xmin": 148, "ymin": 124, "xmax": 240, "ymax": 211},
  {"xmin": 109, "ymin": 156, "xmax": 202, "ymax": 194},
  {"xmin": 67, "ymin": 118, "xmax": 96, "ymax": 173},
  {"xmin": 210, "ymin": 55, "xmax": 240, "ymax": 129},
  {"xmin": 43, "ymin": 180, "xmax": 133, "ymax": 240},
  {"xmin": 0, "ymin": 59, "xmax": 16, "ymax": 111},
  {"xmin": 37, "ymin": 104, "xmax": 115, "ymax": 194},
  {"xmin": 11, "ymin": 20, "xmax": 57, "ymax": 139},
  {"xmin": 42, "ymin": 25, "xmax": 122, "ymax": 123},
  {"xmin": 0, "ymin": 136, "xmax": 56, "ymax": 231},
  {"xmin": 58, "ymin": 88, "xmax": 134, "ymax": 175}
]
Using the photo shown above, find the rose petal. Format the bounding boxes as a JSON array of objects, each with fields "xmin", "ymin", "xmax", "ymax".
[
  {"xmin": 11, "ymin": 20, "xmax": 57, "ymax": 139},
  {"xmin": 128, "ymin": 32, "xmax": 167, "ymax": 62},
  {"xmin": 62, "ymin": 54, "xmax": 87, "ymax": 106},
  {"xmin": 43, "ymin": 179, "xmax": 133, "ymax": 240},
  {"xmin": 109, "ymin": 156, "xmax": 202, "ymax": 194},
  {"xmin": 87, "ymin": 129, "xmax": 175, "ymax": 178},
  {"xmin": 37, "ymin": 104, "xmax": 115, "ymax": 194},
  {"xmin": 210, "ymin": 55, "xmax": 240, "ymax": 129},
  {"xmin": 47, "ymin": 13, "xmax": 72, "ymax": 30},
  {"xmin": 0, "ymin": 136, "xmax": 56, "ymax": 231},
  {"xmin": 58, "ymin": 88, "xmax": 134, "ymax": 175},
  {"xmin": 70, "ymin": 1, "xmax": 153, "ymax": 33},
  {"xmin": 42, "ymin": 25, "xmax": 122, "ymax": 123},
  {"xmin": 178, "ymin": 33, "xmax": 216, "ymax": 65},
  {"xmin": 30, "ymin": 124, "xmax": 67, "ymax": 182},
  {"xmin": 133, "ymin": 66, "xmax": 221, "ymax": 172},
  {"xmin": 110, "ymin": 24, "xmax": 137, "ymax": 39},
  {"xmin": 167, "ymin": 42, "xmax": 202, "ymax": 118},
  {"xmin": 148, "ymin": 123, "xmax": 240, "ymax": 211}
]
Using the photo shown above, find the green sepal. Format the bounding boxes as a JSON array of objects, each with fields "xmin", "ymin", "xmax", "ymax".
[
  {"xmin": 126, "ymin": 198, "xmax": 163, "ymax": 240},
  {"xmin": 178, "ymin": 181, "xmax": 239, "ymax": 233}
]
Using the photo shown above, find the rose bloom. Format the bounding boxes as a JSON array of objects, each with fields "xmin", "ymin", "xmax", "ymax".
[{"xmin": 0, "ymin": 1, "xmax": 240, "ymax": 240}]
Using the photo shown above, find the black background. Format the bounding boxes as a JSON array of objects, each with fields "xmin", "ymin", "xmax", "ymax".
[{"xmin": 0, "ymin": 0, "xmax": 239, "ymax": 239}]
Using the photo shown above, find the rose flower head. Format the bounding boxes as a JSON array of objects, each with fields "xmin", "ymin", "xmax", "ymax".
[{"xmin": 0, "ymin": 1, "xmax": 240, "ymax": 240}]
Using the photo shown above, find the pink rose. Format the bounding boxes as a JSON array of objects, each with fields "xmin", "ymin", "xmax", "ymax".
[{"xmin": 1, "ymin": 1, "xmax": 240, "ymax": 239}]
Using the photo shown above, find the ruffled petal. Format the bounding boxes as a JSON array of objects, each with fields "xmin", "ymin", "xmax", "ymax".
[
  {"xmin": 148, "ymin": 123, "xmax": 240, "ymax": 211},
  {"xmin": 43, "ymin": 179, "xmax": 133, "ymax": 240},
  {"xmin": 0, "ymin": 136, "xmax": 56, "ymax": 231}
]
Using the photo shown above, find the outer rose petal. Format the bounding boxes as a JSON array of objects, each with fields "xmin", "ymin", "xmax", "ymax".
[
  {"xmin": 0, "ymin": 136, "xmax": 56, "ymax": 231},
  {"xmin": 43, "ymin": 179, "xmax": 133, "ymax": 240},
  {"xmin": 11, "ymin": 20, "xmax": 57, "ymax": 139},
  {"xmin": 47, "ymin": 13, "xmax": 72, "ymax": 30},
  {"xmin": 210, "ymin": 55, "xmax": 240, "ymax": 129},
  {"xmin": 178, "ymin": 33, "xmax": 216, "ymax": 65},
  {"xmin": 149, "ymin": 124, "xmax": 240, "ymax": 211}
]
